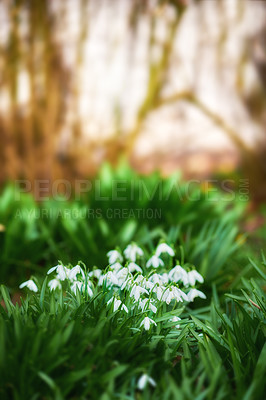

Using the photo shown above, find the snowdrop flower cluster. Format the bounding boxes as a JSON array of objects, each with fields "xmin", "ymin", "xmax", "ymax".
[{"xmin": 19, "ymin": 241, "xmax": 206, "ymax": 333}]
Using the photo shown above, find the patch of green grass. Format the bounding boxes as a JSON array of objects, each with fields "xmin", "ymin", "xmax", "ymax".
[{"xmin": 0, "ymin": 256, "xmax": 265, "ymax": 399}]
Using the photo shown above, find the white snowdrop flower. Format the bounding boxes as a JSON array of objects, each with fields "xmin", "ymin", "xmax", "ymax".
[
  {"xmin": 116, "ymin": 268, "xmax": 132, "ymax": 287},
  {"xmin": 68, "ymin": 265, "xmax": 85, "ymax": 281},
  {"xmin": 161, "ymin": 287, "xmax": 175, "ymax": 304},
  {"xmin": 149, "ymin": 303, "xmax": 157, "ymax": 314},
  {"xmin": 170, "ymin": 316, "xmax": 181, "ymax": 329},
  {"xmin": 161, "ymin": 287, "xmax": 185, "ymax": 304},
  {"xmin": 187, "ymin": 289, "xmax": 206, "ymax": 302},
  {"xmin": 124, "ymin": 243, "xmax": 144, "ymax": 262},
  {"xmin": 113, "ymin": 297, "xmax": 122, "ymax": 312},
  {"xmin": 144, "ymin": 280, "xmax": 155, "ymax": 290},
  {"xmin": 56, "ymin": 265, "xmax": 70, "ymax": 281},
  {"xmin": 161, "ymin": 273, "xmax": 169, "ymax": 285},
  {"xmin": 107, "ymin": 296, "xmax": 128, "ymax": 313},
  {"xmin": 98, "ymin": 275, "xmax": 104, "ymax": 286},
  {"xmin": 47, "ymin": 264, "xmax": 71, "ymax": 281},
  {"xmin": 187, "ymin": 270, "xmax": 204, "ymax": 286},
  {"xmin": 19, "ymin": 279, "xmax": 38, "ymax": 292},
  {"xmin": 153, "ymin": 285, "xmax": 165, "ymax": 301},
  {"xmin": 140, "ymin": 316, "xmax": 157, "ymax": 331},
  {"xmin": 138, "ymin": 298, "xmax": 148, "ymax": 311},
  {"xmin": 135, "ymin": 275, "xmax": 152, "ymax": 290},
  {"xmin": 116, "ymin": 267, "xmax": 130, "ymax": 279},
  {"xmin": 130, "ymin": 285, "xmax": 149, "ymax": 301},
  {"xmin": 88, "ymin": 269, "xmax": 102, "ymax": 280},
  {"xmin": 86, "ymin": 285, "xmax": 93, "ymax": 297},
  {"xmin": 168, "ymin": 265, "xmax": 188, "ymax": 285},
  {"xmin": 139, "ymin": 299, "xmax": 157, "ymax": 314},
  {"xmin": 109, "ymin": 262, "xmax": 123, "ymax": 272},
  {"xmin": 47, "ymin": 264, "xmax": 70, "ymax": 281},
  {"xmin": 137, "ymin": 373, "xmax": 156, "ymax": 390},
  {"xmin": 148, "ymin": 273, "xmax": 161, "ymax": 285},
  {"xmin": 135, "ymin": 275, "xmax": 145, "ymax": 284},
  {"xmin": 149, "ymin": 273, "xmax": 167, "ymax": 286},
  {"xmin": 83, "ymin": 280, "xmax": 94, "ymax": 297},
  {"xmin": 70, "ymin": 281, "xmax": 83, "ymax": 294},
  {"xmin": 104, "ymin": 271, "xmax": 119, "ymax": 286},
  {"xmin": 128, "ymin": 262, "xmax": 143, "ymax": 273},
  {"xmin": 107, "ymin": 250, "xmax": 123, "ymax": 264},
  {"xmin": 146, "ymin": 255, "xmax": 164, "ymax": 269},
  {"xmin": 48, "ymin": 279, "xmax": 62, "ymax": 291},
  {"xmin": 155, "ymin": 243, "xmax": 174, "ymax": 257},
  {"xmin": 120, "ymin": 277, "xmax": 132, "ymax": 290},
  {"xmin": 172, "ymin": 287, "xmax": 188, "ymax": 302}
]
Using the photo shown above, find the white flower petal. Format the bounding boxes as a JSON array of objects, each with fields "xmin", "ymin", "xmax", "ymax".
[
  {"xmin": 137, "ymin": 373, "xmax": 157, "ymax": 390},
  {"xmin": 124, "ymin": 244, "xmax": 144, "ymax": 262},
  {"xmin": 187, "ymin": 289, "xmax": 206, "ymax": 302},
  {"xmin": 19, "ymin": 280, "xmax": 38, "ymax": 292},
  {"xmin": 47, "ymin": 265, "xmax": 58, "ymax": 275},
  {"xmin": 146, "ymin": 255, "xmax": 164, "ymax": 269},
  {"xmin": 107, "ymin": 250, "xmax": 123, "ymax": 264},
  {"xmin": 48, "ymin": 279, "xmax": 62, "ymax": 291},
  {"xmin": 155, "ymin": 243, "xmax": 174, "ymax": 257}
]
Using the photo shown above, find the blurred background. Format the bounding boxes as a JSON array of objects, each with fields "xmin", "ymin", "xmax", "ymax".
[
  {"xmin": 0, "ymin": 0, "xmax": 266, "ymax": 200},
  {"xmin": 0, "ymin": 0, "xmax": 266, "ymax": 293}
]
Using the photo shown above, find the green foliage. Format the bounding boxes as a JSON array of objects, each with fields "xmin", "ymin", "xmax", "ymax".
[
  {"xmin": 0, "ymin": 257, "xmax": 265, "ymax": 399},
  {"xmin": 0, "ymin": 163, "xmax": 264, "ymax": 399},
  {"xmin": 0, "ymin": 162, "xmax": 245, "ymax": 286},
  {"xmin": 192, "ymin": 269, "xmax": 266, "ymax": 400}
]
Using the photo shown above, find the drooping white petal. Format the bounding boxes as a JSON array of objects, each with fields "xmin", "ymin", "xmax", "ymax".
[
  {"xmin": 149, "ymin": 303, "xmax": 157, "ymax": 314},
  {"xmin": 109, "ymin": 262, "xmax": 123, "ymax": 272},
  {"xmin": 107, "ymin": 296, "xmax": 114, "ymax": 306},
  {"xmin": 47, "ymin": 265, "xmax": 59, "ymax": 275},
  {"xmin": 121, "ymin": 304, "xmax": 129, "ymax": 313},
  {"xmin": 130, "ymin": 285, "xmax": 148, "ymax": 301},
  {"xmin": 70, "ymin": 281, "xmax": 83, "ymax": 294},
  {"xmin": 48, "ymin": 279, "xmax": 62, "ymax": 291},
  {"xmin": 88, "ymin": 269, "xmax": 102, "ymax": 279},
  {"xmin": 187, "ymin": 270, "xmax": 204, "ymax": 286},
  {"xmin": 124, "ymin": 244, "xmax": 144, "ymax": 262},
  {"xmin": 107, "ymin": 250, "xmax": 123, "ymax": 264},
  {"xmin": 187, "ymin": 289, "xmax": 206, "ymax": 302},
  {"xmin": 128, "ymin": 262, "xmax": 143, "ymax": 273},
  {"xmin": 146, "ymin": 255, "xmax": 164, "ymax": 269},
  {"xmin": 137, "ymin": 374, "xmax": 148, "ymax": 390},
  {"xmin": 56, "ymin": 265, "xmax": 69, "ymax": 281},
  {"xmin": 168, "ymin": 265, "xmax": 188, "ymax": 285},
  {"xmin": 68, "ymin": 265, "xmax": 85, "ymax": 281},
  {"xmin": 86, "ymin": 285, "xmax": 93, "ymax": 297},
  {"xmin": 104, "ymin": 271, "xmax": 119, "ymax": 286},
  {"xmin": 140, "ymin": 316, "xmax": 157, "ymax": 331},
  {"xmin": 155, "ymin": 243, "xmax": 174, "ymax": 257},
  {"xmin": 162, "ymin": 288, "xmax": 175, "ymax": 304},
  {"xmin": 113, "ymin": 298, "xmax": 122, "ymax": 312},
  {"xmin": 137, "ymin": 374, "xmax": 156, "ymax": 390},
  {"xmin": 172, "ymin": 287, "xmax": 187, "ymax": 302},
  {"xmin": 19, "ymin": 279, "xmax": 38, "ymax": 292}
]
